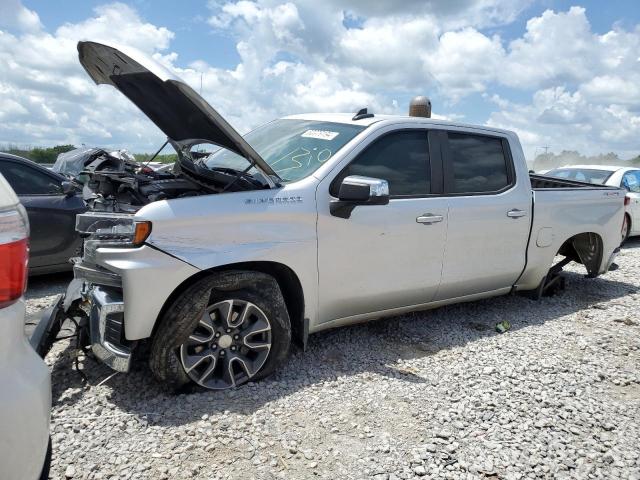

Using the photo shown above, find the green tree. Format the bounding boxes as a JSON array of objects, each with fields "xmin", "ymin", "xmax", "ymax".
[{"xmin": 5, "ymin": 144, "xmax": 76, "ymax": 163}]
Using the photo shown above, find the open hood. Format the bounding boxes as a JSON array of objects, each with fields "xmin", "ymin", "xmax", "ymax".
[{"xmin": 77, "ymin": 41, "xmax": 279, "ymax": 182}]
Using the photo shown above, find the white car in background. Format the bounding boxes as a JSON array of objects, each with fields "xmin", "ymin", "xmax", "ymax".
[
  {"xmin": 545, "ymin": 165, "xmax": 640, "ymax": 242},
  {"xmin": 0, "ymin": 173, "xmax": 51, "ymax": 480}
]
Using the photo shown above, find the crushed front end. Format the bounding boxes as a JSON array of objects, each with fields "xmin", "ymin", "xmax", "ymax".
[
  {"xmin": 35, "ymin": 211, "xmax": 200, "ymax": 374},
  {"xmin": 60, "ymin": 212, "xmax": 147, "ymax": 372}
]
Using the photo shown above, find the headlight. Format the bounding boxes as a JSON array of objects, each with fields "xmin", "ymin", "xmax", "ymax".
[{"xmin": 76, "ymin": 212, "xmax": 152, "ymax": 246}]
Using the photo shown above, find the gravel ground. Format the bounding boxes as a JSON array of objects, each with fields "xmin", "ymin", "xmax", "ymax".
[{"xmin": 26, "ymin": 240, "xmax": 640, "ymax": 480}]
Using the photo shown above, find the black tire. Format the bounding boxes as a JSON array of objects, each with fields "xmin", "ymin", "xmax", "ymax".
[
  {"xmin": 39, "ymin": 436, "xmax": 51, "ymax": 480},
  {"xmin": 149, "ymin": 271, "xmax": 291, "ymax": 392},
  {"xmin": 622, "ymin": 214, "xmax": 631, "ymax": 245}
]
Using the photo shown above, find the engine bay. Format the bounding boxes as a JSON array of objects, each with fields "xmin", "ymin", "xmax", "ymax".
[{"xmin": 77, "ymin": 148, "xmax": 270, "ymax": 213}]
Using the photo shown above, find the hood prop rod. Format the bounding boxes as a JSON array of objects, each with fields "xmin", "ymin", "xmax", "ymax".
[{"xmin": 143, "ymin": 139, "xmax": 170, "ymax": 169}]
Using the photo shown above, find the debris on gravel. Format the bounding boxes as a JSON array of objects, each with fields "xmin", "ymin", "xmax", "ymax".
[{"xmin": 26, "ymin": 241, "xmax": 640, "ymax": 479}]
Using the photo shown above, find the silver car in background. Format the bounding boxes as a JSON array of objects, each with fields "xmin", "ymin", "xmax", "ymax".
[{"xmin": 0, "ymin": 173, "xmax": 51, "ymax": 480}]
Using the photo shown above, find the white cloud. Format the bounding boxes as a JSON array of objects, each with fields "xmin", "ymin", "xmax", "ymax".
[
  {"xmin": 319, "ymin": 0, "xmax": 533, "ymax": 29},
  {"xmin": 579, "ymin": 75, "xmax": 640, "ymax": 106},
  {"xmin": 204, "ymin": 0, "xmax": 512, "ymax": 104},
  {"xmin": 487, "ymin": 86, "xmax": 640, "ymax": 159},
  {"xmin": 425, "ymin": 28, "xmax": 505, "ymax": 100},
  {"xmin": 0, "ymin": 0, "xmax": 638, "ymax": 162},
  {"xmin": 0, "ymin": 0, "xmax": 42, "ymax": 32},
  {"xmin": 488, "ymin": 6, "xmax": 640, "ymax": 158},
  {"xmin": 0, "ymin": 2, "xmax": 174, "ymax": 149},
  {"xmin": 503, "ymin": 7, "xmax": 596, "ymax": 88}
]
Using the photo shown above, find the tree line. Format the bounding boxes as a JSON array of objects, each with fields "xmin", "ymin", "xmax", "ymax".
[{"xmin": 1, "ymin": 144, "xmax": 177, "ymax": 164}]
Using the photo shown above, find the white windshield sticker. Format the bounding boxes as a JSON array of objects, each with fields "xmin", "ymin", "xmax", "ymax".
[{"xmin": 301, "ymin": 129, "xmax": 339, "ymax": 141}]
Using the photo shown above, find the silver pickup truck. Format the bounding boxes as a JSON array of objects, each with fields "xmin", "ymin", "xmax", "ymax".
[{"xmin": 36, "ymin": 41, "xmax": 625, "ymax": 391}]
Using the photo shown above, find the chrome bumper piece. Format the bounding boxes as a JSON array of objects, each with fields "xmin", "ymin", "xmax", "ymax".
[
  {"xmin": 74, "ymin": 262, "xmax": 122, "ymax": 288},
  {"xmin": 88, "ymin": 287, "xmax": 132, "ymax": 373}
]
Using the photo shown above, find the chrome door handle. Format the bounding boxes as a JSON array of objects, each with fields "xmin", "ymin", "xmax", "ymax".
[
  {"xmin": 416, "ymin": 213, "xmax": 444, "ymax": 224},
  {"xmin": 507, "ymin": 209, "xmax": 527, "ymax": 218}
]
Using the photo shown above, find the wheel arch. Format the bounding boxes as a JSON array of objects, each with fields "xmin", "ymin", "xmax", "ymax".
[
  {"xmin": 152, "ymin": 261, "xmax": 307, "ymax": 348},
  {"xmin": 557, "ymin": 231, "xmax": 604, "ymax": 277}
]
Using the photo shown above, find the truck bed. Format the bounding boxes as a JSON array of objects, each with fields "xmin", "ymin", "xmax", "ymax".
[{"xmin": 515, "ymin": 177, "xmax": 625, "ymax": 291}]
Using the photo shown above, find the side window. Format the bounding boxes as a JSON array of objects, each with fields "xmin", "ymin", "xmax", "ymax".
[
  {"xmin": 0, "ymin": 162, "xmax": 62, "ymax": 195},
  {"xmin": 446, "ymin": 133, "xmax": 510, "ymax": 194},
  {"xmin": 332, "ymin": 130, "xmax": 430, "ymax": 196},
  {"xmin": 573, "ymin": 171, "xmax": 587, "ymax": 182},
  {"xmin": 622, "ymin": 171, "xmax": 640, "ymax": 193}
]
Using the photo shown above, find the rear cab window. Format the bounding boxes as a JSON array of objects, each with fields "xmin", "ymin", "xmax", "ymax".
[{"xmin": 442, "ymin": 132, "xmax": 513, "ymax": 194}]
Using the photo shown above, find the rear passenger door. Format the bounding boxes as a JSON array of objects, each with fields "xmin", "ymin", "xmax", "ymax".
[{"xmin": 434, "ymin": 130, "xmax": 532, "ymax": 300}]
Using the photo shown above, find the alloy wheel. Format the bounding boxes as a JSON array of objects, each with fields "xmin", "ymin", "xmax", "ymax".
[{"xmin": 179, "ymin": 299, "xmax": 272, "ymax": 389}]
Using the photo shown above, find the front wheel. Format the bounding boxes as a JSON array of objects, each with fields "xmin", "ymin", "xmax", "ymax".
[{"xmin": 149, "ymin": 272, "xmax": 291, "ymax": 391}]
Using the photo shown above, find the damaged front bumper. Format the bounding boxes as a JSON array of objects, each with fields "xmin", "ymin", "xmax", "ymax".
[
  {"xmin": 88, "ymin": 286, "xmax": 132, "ymax": 373},
  {"xmin": 67, "ymin": 262, "xmax": 133, "ymax": 373},
  {"xmin": 32, "ymin": 210, "xmax": 201, "ymax": 372},
  {"xmin": 32, "ymin": 264, "xmax": 133, "ymax": 373},
  {"xmin": 32, "ymin": 242, "xmax": 201, "ymax": 374}
]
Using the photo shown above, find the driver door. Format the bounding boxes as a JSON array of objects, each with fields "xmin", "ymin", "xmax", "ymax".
[{"xmin": 316, "ymin": 128, "xmax": 448, "ymax": 324}]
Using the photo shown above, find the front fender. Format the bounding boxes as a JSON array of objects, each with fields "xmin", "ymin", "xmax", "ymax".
[
  {"xmin": 135, "ymin": 184, "xmax": 320, "ymax": 332},
  {"xmin": 95, "ymin": 245, "xmax": 200, "ymax": 340}
]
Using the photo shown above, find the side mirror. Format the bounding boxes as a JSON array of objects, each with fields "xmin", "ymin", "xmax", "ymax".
[
  {"xmin": 330, "ymin": 175, "xmax": 389, "ymax": 218},
  {"xmin": 61, "ymin": 181, "xmax": 75, "ymax": 197}
]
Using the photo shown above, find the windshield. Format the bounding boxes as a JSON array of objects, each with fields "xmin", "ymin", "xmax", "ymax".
[
  {"xmin": 545, "ymin": 168, "xmax": 614, "ymax": 185},
  {"xmin": 203, "ymin": 119, "xmax": 366, "ymax": 182}
]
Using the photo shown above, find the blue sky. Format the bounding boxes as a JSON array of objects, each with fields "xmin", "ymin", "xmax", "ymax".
[
  {"xmin": 2, "ymin": 1, "xmax": 640, "ymax": 159},
  {"xmin": 22, "ymin": 0, "xmax": 640, "ymax": 124}
]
